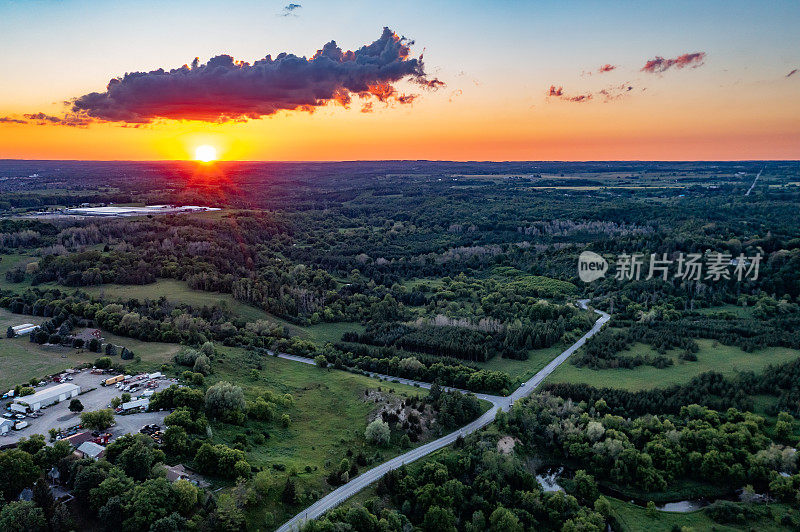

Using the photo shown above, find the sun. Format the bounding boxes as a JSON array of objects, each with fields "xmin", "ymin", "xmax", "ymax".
[{"xmin": 195, "ymin": 145, "xmax": 217, "ymax": 162}]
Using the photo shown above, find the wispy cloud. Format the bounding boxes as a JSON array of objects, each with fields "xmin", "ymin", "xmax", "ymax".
[
  {"xmin": 23, "ymin": 112, "xmax": 91, "ymax": 127},
  {"xmin": 547, "ymin": 85, "xmax": 591, "ymax": 102},
  {"xmin": 0, "ymin": 116, "xmax": 27, "ymax": 124},
  {"xmin": 67, "ymin": 28, "xmax": 441, "ymax": 124},
  {"xmin": 787, "ymin": 68, "xmax": 798, "ymax": 78},
  {"xmin": 281, "ymin": 3, "xmax": 301, "ymax": 16},
  {"xmin": 641, "ymin": 52, "xmax": 706, "ymax": 73},
  {"xmin": 597, "ymin": 64, "xmax": 616, "ymax": 73}
]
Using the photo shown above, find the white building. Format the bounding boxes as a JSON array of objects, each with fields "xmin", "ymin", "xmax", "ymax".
[
  {"xmin": 76, "ymin": 441, "xmax": 105, "ymax": 460},
  {"xmin": 13, "ymin": 383, "xmax": 80, "ymax": 412},
  {"xmin": 0, "ymin": 418, "xmax": 13, "ymax": 435},
  {"xmin": 120, "ymin": 398, "xmax": 149, "ymax": 412},
  {"xmin": 11, "ymin": 324, "xmax": 38, "ymax": 336}
]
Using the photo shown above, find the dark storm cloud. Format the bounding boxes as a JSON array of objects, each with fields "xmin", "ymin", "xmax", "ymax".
[
  {"xmin": 641, "ymin": 52, "xmax": 706, "ymax": 73},
  {"xmin": 0, "ymin": 116, "xmax": 27, "ymax": 124},
  {"xmin": 69, "ymin": 27, "xmax": 441, "ymax": 123}
]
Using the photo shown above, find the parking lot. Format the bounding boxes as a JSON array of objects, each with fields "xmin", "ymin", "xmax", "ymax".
[{"xmin": 1, "ymin": 369, "xmax": 173, "ymax": 444}]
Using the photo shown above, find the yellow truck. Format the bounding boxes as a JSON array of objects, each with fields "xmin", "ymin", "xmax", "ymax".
[{"xmin": 102, "ymin": 375, "xmax": 125, "ymax": 386}]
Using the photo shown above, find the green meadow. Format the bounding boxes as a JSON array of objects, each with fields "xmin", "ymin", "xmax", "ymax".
[{"xmin": 547, "ymin": 339, "xmax": 800, "ymax": 391}]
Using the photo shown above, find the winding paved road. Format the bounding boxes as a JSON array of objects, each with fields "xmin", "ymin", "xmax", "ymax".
[{"xmin": 276, "ymin": 300, "xmax": 611, "ymax": 532}]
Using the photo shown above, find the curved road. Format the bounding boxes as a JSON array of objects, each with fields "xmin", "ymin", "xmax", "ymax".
[{"xmin": 276, "ymin": 300, "xmax": 610, "ymax": 532}]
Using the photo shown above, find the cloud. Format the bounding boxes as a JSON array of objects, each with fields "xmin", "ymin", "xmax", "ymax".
[
  {"xmin": 69, "ymin": 27, "xmax": 441, "ymax": 124},
  {"xmin": 281, "ymin": 3, "xmax": 301, "ymax": 16},
  {"xmin": 641, "ymin": 52, "xmax": 706, "ymax": 73},
  {"xmin": 787, "ymin": 68, "xmax": 798, "ymax": 78},
  {"xmin": 598, "ymin": 64, "xmax": 616, "ymax": 73},
  {"xmin": 598, "ymin": 83, "xmax": 635, "ymax": 101},
  {"xmin": 0, "ymin": 116, "xmax": 27, "ymax": 124},
  {"xmin": 22, "ymin": 112, "xmax": 91, "ymax": 127},
  {"xmin": 547, "ymin": 85, "xmax": 591, "ymax": 102}
]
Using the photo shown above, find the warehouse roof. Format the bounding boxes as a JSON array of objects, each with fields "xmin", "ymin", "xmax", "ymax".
[{"xmin": 14, "ymin": 383, "xmax": 80, "ymax": 405}]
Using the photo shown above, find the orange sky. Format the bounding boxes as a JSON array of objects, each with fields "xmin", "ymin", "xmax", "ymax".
[{"xmin": 1, "ymin": 0, "xmax": 798, "ymax": 161}]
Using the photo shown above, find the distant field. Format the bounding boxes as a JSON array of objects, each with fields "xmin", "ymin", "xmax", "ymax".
[
  {"xmin": 75, "ymin": 279, "xmax": 362, "ymax": 345},
  {"xmin": 0, "ymin": 253, "xmax": 37, "ymax": 290},
  {"xmin": 78, "ymin": 279, "xmax": 278, "ymax": 324},
  {"xmin": 547, "ymin": 339, "xmax": 800, "ymax": 391},
  {"xmin": 0, "ymin": 308, "xmax": 180, "ymax": 390},
  {"xmin": 695, "ymin": 303, "xmax": 754, "ymax": 318},
  {"xmin": 609, "ymin": 498, "xmax": 793, "ymax": 532},
  {"xmin": 479, "ymin": 345, "xmax": 564, "ymax": 382}
]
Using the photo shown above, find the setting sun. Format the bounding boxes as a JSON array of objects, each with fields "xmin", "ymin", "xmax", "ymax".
[{"xmin": 195, "ymin": 145, "xmax": 217, "ymax": 162}]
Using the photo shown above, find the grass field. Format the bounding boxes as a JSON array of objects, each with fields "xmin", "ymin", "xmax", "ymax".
[
  {"xmin": 0, "ymin": 253, "xmax": 37, "ymax": 290},
  {"xmin": 0, "ymin": 308, "xmax": 179, "ymax": 390},
  {"xmin": 77, "ymin": 279, "xmax": 280, "ymax": 324},
  {"xmin": 478, "ymin": 345, "xmax": 564, "ymax": 381},
  {"xmin": 203, "ymin": 346, "xmax": 461, "ymax": 525},
  {"xmin": 547, "ymin": 339, "xmax": 800, "ymax": 391},
  {"xmin": 75, "ymin": 279, "xmax": 363, "ymax": 345},
  {"xmin": 609, "ymin": 498, "xmax": 793, "ymax": 532}
]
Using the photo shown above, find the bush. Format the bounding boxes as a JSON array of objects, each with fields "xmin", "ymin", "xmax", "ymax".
[
  {"xmin": 94, "ymin": 357, "xmax": 112, "ymax": 369},
  {"xmin": 365, "ymin": 419, "xmax": 390, "ymax": 446}
]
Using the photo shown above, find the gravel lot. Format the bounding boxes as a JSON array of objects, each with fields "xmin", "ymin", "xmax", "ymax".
[{"xmin": 1, "ymin": 369, "xmax": 173, "ymax": 444}]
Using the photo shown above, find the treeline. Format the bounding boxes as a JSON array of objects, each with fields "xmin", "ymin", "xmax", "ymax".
[
  {"xmin": 571, "ymin": 325, "xmax": 700, "ymax": 370},
  {"xmin": 317, "ymin": 343, "xmax": 514, "ymax": 395},
  {"xmin": 0, "ymin": 287, "xmax": 323, "ymax": 360},
  {"xmin": 506, "ymin": 393, "xmax": 797, "ymax": 494},
  {"xmin": 548, "ymin": 356, "xmax": 800, "ymax": 418},
  {"xmin": 307, "ymin": 429, "xmax": 611, "ymax": 531}
]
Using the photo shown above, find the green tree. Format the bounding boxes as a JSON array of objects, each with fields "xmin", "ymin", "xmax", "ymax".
[
  {"xmin": 422, "ymin": 506, "xmax": 456, "ymax": 532},
  {"xmin": 68, "ymin": 399, "xmax": 84, "ymax": 413},
  {"xmin": 80, "ymin": 409, "xmax": 115, "ymax": 431},
  {"xmin": 0, "ymin": 449, "xmax": 40, "ymax": 500},
  {"xmin": 204, "ymin": 381, "xmax": 245, "ymax": 422},
  {"xmin": 94, "ymin": 356, "xmax": 112, "ymax": 369},
  {"xmin": 489, "ymin": 506, "xmax": 522, "ymax": 532},
  {"xmin": 6, "ymin": 326, "xmax": 15, "ymax": 338},
  {"xmin": 170, "ymin": 479, "xmax": 198, "ymax": 515},
  {"xmin": 0, "ymin": 501, "xmax": 46, "ymax": 532},
  {"xmin": 365, "ymin": 419, "xmax": 390, "ymax": 446}
]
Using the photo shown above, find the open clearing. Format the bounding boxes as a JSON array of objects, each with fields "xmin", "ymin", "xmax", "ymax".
[
  {"xmin": 609, "ymin": 498, "xmax": 793, "ymax": 532},
  {"xmin": 546, "ymin": 339, "xmax": 800, "ymax": 391},
  {"xmin": 75, "ymin": 279, "xmax": 363, "ymax": 345},
  {"xmin": 0, "ymin": 308, "xmax": 179, "ymax": 390}
]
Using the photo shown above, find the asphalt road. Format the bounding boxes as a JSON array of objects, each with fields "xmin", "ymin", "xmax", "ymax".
[{"xmin": 275, "ymin": 300, "xmax": 610, "ymax": 532}]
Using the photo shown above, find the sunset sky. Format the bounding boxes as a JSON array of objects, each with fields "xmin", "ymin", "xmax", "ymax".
[{"xmin": 1, "ymin": 0, "xmax": 798, "ymax": 161}]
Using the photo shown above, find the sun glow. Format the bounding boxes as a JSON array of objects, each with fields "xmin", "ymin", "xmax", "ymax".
[{"xmin": 195, "ymin": 144, "xmax": 217, "ymax": 162}]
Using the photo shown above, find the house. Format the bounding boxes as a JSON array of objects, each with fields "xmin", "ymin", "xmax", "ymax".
[
  {"xmin": 60, "ymin": 431, "xmax": 96, "ymax": 447},
  {"xmin": 13, "ymin": 383, "xmax": 81, "ymax": 412},
  {"xmin": 164, "ymin": 464, "xmax": 209, "ymax": 488},
  {"xmin": 76, "ymin": 441, "xmax": 105, "ymax": 460},
  {"xmin": 0, "ymin": 418, "xmax": 13, "ymax": 435}
]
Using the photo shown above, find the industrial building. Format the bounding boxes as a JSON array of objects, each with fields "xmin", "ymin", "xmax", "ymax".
[
  {"xmin": 12, "ymin": 383, "xmax": 80, "ymax": 412},
  {"xmin": 10, "ymin": 323, "xmax": 38, "ymax": 336},
  {"xmin": 0, "ymin": 418, "xmax": 12, "ymax": 435}
]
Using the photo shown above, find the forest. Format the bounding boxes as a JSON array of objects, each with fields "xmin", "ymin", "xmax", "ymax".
[{"xmin": 1, "ymin": 160, "xmax": 799, "ymax": 530}]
